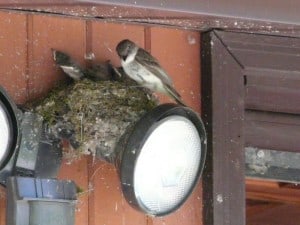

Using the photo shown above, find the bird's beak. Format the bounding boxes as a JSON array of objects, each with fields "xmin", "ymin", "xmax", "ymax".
[
  {"xmin": 51, "ymin": 49, "xmax": 57, "ymax": 61},
  {"xmin": 122, "ymin": 56, "xmax": 127, "ymax": 61}
]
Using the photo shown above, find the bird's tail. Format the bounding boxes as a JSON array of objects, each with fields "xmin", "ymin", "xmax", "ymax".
[{"xmin": 164, "ymin": 84, "xmax": 186, "ymax": 106}]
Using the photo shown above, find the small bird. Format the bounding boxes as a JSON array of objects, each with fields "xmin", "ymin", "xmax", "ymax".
[
  {"xmin": 52, "ymin": 50, "xmax": 117, "ymax": 81},
  {"xmin": 52, "ymin": 49, "xmax": 85, "ymax": 80},
  {"xmin": 84, "ymin": 62, "xmax": 113, "ymax": 81},
  {"xmin": 116, "ymin": 39, "xmax": 185, "ymax": 105}
]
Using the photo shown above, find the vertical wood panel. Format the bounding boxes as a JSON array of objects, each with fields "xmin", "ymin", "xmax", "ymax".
[
  {"xmin": 0, "ymin": 12, "xmax": 27, "ymax": 104},
  {"xmin": 88, "ymin": 21, "xmax": 147, "ymax": 225},
  {"xmin": 201, "ymin": 31, "xmax": 245, "ymax": 225},
  {"xmin": 28, "ymin": 15, "xmax": 88, "ymax": 225},
  {"xmin": 90, "ymin": 21, "xmax": 145, "ymax": 66},
  {"xmin": 88, "ymin": 161, "xmax": 147, "ymax": 225},
  {"xmin": 0, "ymin": 187, "xmax": 6, "ymax": 225},
  {"xmin": 150, "ymin": 27, "xmax": 202, "ymax": 225},
  {"xmin": 150, "ymin": 27, "xmax": 201, "ymax": 112},
  {"xmin": 58, "ymin": 157, "xmax": 89, "ymax": 225},
  {"xmin": 0, "ymin": 12, "xmax": 27, "ymax": 225},
  {"xmin": 27, "ymin": 14, "xmax": 89, "ymax": 225},
  {"xmin": 0, "ymin": 10, "xmax": 204, "ymax": 225},
  {"xmin": 28, "ymin": 14, "xmax": 86, "ymax": 100}
]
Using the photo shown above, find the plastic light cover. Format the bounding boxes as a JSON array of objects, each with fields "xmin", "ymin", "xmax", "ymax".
[
  {"xmin": 134, "ymin": 115, "xmax": 201, "ymax": 215},
  {"xmin": 0, "ymin": 102, "xmax": 11, "ymax": 162}
]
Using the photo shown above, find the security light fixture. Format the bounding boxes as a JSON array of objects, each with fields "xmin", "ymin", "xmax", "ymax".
[
  {"xmin": 0, "ymin": 89, "xmax": 19, "ymax": 164},
  {"xmin": 1, "ymin": 84, "xmax": 206, "ymax": 218},
  {"xmin": 115, "ymin": 103, "xmax": 207, "ymax": 216},
  {"xmin": 0, "ymin": 101, "xmax": 13, "ymax": 164},
  {"xmin": 0, "ymin": 86, "xmax": 62, "ymax": 185},
  {"xmin": 7, "ymin": 177, "xmax": 77, "ymax": 225},
  {"xmin": 0, "ymin": 87, "xmax": 21, "ymax": 181}
]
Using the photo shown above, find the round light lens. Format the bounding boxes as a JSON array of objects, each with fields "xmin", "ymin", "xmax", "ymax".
[
  {"xmin": 0, "ymin": 102, "xmax": 12, "ymax": 162},
  {"xmin": 133, "ymin": 115, "xmax": 202, "ymax": 215}
]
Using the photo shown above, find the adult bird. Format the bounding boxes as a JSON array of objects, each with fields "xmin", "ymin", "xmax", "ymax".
[{"xmin": 116, "ymin": 39, "xmax": 185, "ymax": 105}]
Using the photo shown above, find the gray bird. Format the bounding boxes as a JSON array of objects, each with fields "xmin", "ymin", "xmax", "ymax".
[
  {"xmin": 52, "ymin": 49, "xmax": 85, "ymax": 81},
  {"xmin": 84, "ymin": 62, "xmax": 113, "ymax": 81},
  {"xmin": 52, "ymin": 49, "xmax": 122, "ymax": 82},
  {"xmin": 116, "ymin": 39, "xmax": 185, "ymax": 105}
]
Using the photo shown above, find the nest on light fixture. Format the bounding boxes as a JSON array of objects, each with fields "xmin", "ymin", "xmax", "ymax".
[
  {"xmin": 26, "ymin": 59, "xmax": 158, "ymax": 163},
  {"xmin": 24, "ymin": 50, "xmax": 207, "ymax": 217},
  {"xmin": 29, "ymin": 80, "xmax": 158, "ymax": 162}
]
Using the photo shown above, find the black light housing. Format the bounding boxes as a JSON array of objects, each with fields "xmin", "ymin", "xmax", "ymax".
[
  {"xmin": 0, "ymin": 86, "xmax": 62, "ymax": 185},
  {"xmin": 6, "ymin": 177, "xmax": 77, "ymax": 225},
  {"xmin": 0, "ymin": 86, "xmax": 76, "ymax": 225},
  {"xmin": 115, "ymin": 103, "xmax": 207, "ymax": 216},
  {"xmin": 1, "ymin": 85, "xmax": 206, "ymax": 218},
  {"xmin": 0, "ymin": 98, "xmax": 16, "ymax": 167}
]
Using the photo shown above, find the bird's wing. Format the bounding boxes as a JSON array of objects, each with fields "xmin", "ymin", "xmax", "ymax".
[
  {"xmin": 135, "ymin": 48, "xmax": 173, "ymax": 86},
  {"xmin": 60, "ymin": 65, "xmax": 84, "ymax": 80}
]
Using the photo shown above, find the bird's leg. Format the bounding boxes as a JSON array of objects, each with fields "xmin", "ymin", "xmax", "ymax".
[{"xmin": 111, "ymin": 65, "xmax": 123, "ymax": 79}]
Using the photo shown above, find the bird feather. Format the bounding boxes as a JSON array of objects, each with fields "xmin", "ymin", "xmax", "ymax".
[{"xmin": 135, "ymin": 48, "xmax": 173, "ymax": 86}]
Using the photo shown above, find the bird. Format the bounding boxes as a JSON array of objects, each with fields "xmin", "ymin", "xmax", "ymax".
[
  {"xmin": 52, "ymin": 49, "xmax": 85, "ymax": 81},
  {"xmin": 52, "ymin": 49, "xmax": 118, "ymax": 81},
  {"xmin": 84, "ymin": 61, "xmax": 114, "ymax": 81},
  {"xmin": 116, "ymin": 39, "xmax": 185, "ymax": 106}
]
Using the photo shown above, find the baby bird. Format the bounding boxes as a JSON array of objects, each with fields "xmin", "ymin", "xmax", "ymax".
[{"xmin": 52, "ymin": 49, "xmax": 85, "ymax": 80}]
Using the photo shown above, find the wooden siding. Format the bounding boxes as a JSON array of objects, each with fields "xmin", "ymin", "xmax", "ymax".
[
  {"xmin": 201, "ymin": 31, "xmax": 245, "ymax": 225},
  {"xmin": 202, "ymin": 30, "xmax": 300, "ymax": 225},
  {"xmin": 0, "ymin": 10, "xmax": 202, "ymax": 225}
]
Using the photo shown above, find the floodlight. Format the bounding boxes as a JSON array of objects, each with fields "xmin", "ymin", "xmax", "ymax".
[
  {"xmin": 0, "ymin": 86, "xmax": 75, "ymax": 225},
  {"xmin": 0, "ymin": 87, "xmax": 21, "ymax": 179},
  {"xmin": 115, "ymin": 103, "xmax": 207, "ymax": 216},
  {"xmin": 0, "ymin": 86, "xmax": 62, "ymax": 185},
  {"xmin": 0, "ymin": 101, "xmax": 13, "ymax": 164}
]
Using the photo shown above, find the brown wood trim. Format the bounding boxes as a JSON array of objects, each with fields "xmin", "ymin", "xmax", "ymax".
[
  {"xmin": 245, "ymin": 85, "xmax": 300, "ymax": 114},
  {"xmin": 246, "ymin": 199, "xmax": 281, "ymax": 219},
  {"xmin": 202, "ymin": 31, "xmax": 245, "ymax": 225},
  {"xmin": 245, "ymin": 110, "xmax": 300, "ymax": 152},
  {"xmin": 246, "ymin": 179, "xmax": 300, "ymax": 204},
  {"xmin": 245, "ymin": 69, "xmax": 300, "ymax": 114}
]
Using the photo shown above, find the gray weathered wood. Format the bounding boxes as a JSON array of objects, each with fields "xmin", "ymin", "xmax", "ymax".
[{"xmin": 245, "ymin": 147, "xmax": 300, "ymax": 183}]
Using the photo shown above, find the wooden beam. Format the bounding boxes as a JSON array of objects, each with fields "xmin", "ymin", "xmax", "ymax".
[
  {"xmin": 246, "ymin": 179, "xmax": 300, "ymax": 204},
  {"xmin": 246, "ymin": 199, "xmax": 281, "ymax": 218},
  {"xmin": 201, "ymin": 31, "xmax": 245, "ymax": 225},
  {"xmin": 245, "ymin": 110, "xmax": 300, "ymax": 152}
]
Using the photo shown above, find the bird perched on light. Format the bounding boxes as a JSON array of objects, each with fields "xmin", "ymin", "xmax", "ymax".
[{"xmin": 116, "ymin": 39, "xmax": 185, "ymax": 105}]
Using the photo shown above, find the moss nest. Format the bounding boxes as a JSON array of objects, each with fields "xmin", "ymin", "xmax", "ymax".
[{"xmin": 30, "ymin": 78, "xmax": 158, "ymax": 162}]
